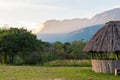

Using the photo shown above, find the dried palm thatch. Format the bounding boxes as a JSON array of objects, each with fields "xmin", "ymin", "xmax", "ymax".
[{"xmin": 83, "ymin": 21, "xmax": 120, "ymax": 53}]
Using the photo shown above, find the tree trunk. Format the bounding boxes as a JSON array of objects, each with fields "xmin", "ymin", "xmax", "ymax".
[{"xmin": 2, "ymin": 52, "xmax": 7, "ymax": 64}]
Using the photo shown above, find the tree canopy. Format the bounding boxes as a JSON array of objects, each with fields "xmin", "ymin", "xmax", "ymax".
[{"xmin": 0, "ymin": 28, "xmax": 38, "ymax": 63}]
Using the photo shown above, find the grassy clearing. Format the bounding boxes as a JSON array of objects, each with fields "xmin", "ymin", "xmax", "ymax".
[
  {"xmin": 43, "ymin": 60, "xmax": 91, "ymax": 67},
  {"xmin": 0, "ymin": 66, "xmax": 119, "ymax": 80}
]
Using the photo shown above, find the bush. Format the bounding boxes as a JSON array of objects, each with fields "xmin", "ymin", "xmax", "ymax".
[
  {"xmin": 13, "ymin": 56, "xmax": 24, "ymax": 65},
  {"xmin": 24, "ymin": 53, "xmax": 42, "ymax": 65},
  {"xmin": 41, "ymin": 53, "xmax": 58, "ymax": 63}
]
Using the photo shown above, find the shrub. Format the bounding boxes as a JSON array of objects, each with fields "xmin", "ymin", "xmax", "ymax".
[
  {"xmin": 24, "ymin": 53, "xmax": 42, "ymax": 65},
  {"xmin": 13, "ymin": 56, "xmax": 24, "ymax": 65},
  {"xmin": 41, "ymin": 52, "xmax": 58, "ymax": 63}
]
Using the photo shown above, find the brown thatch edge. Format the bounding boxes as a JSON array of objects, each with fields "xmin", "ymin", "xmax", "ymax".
[{"xmin": 83, "ymin": 21, "xmax": 120, "ymax": 53}]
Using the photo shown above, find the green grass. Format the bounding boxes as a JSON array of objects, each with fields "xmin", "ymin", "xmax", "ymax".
[
  {"xmin": 0, "ymin": 65, "xmax": 119, "ymax": 80},
  {"xmin": 43, "ymin": 60, "xmax": 91, "ymax": 67}
]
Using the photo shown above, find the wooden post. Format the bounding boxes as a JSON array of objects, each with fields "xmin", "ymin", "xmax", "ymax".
[
  {"xmin": 96, "ymin": 54, "xmax": 99, "ymax": 60},
  {"xmin": 115, "ymin": 68, "xmax": 120, "ymax": 76},
  {"xmin": 115, "ymin": 68, "xmax": 118, "ymax": 76},
  {"xmin": 90, "ymin": 53, "xmax": 92, "ymax": 59},
  {"xmin": 116, "ymin": 53, "xmax": 119, "ymax": 60},
  {"xmin": 105, "ymin": 53, "xmax": 108, "ymax": 59},
  {"xmin": 91, "ymin": 53, "xmax": 94, "ymax": 59},
  {"xmin": 100, "ymin": 53, "xmax": 102, "ymax": 59}
]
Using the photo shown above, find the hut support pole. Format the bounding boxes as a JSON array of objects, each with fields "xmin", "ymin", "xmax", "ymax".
[
  {"xmin": 91, "ymin": 53, "xmax": 94, "ymax": 59},
  {"xmin": 116, "ymin": 53, "xmax": 119, "ymax": 60},
  {"xmin": 100, "ymin": 53, "xmax": 102, "ymax": 59}
]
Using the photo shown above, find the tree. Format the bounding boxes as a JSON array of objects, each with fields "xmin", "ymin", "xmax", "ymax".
[
  {"xmin": 70, "ymin": 40, "xmax": 88, "ymax": 59},
  {"xmin": 52, "ymin": 41, "xmax": 66, "ymax": 59},
  {"xmin": 0, "ymin": 28, "xmax": 38, "ymax": 64}
]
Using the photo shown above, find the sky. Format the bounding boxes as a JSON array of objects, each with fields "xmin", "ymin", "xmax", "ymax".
[{"xmin": 0, "ymin": 0, "xmax": 120, "ymax": 33}]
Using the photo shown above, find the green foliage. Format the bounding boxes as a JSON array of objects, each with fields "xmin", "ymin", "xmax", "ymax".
[
  {"xmin": 70, "ymin": 41, "xmax": 88, "ymax": 59},
  {"xmin": 91, "ymin": 53, "xmax": 119, "ymax": 60},
  {"xmin": 0, "ymin": 27, "xmax": 89, "ymax": 65},
  {"xmin": 33, "ymin": 40, "xmax": 89, "ymax": 65},
  {"xmin": 41, "ymin": 52, "xmax": 58, "ymax": 63},
  {"xmin": 13, "ymin": 56, "xmax": 23, "ymax": 65},
  {"xmin": 46, "ymin": 40, "xmax": 89, "ymax": 60},
  {"xmin": 0, "ymin": 28, "xmax": 38, "ymax": 64},
  {"xmin": 24, "ymin": 53, "xmax": 42, "ymax": 64}
]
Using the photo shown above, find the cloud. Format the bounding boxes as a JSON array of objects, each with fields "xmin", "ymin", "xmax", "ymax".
[
  {"xmin": 0, "ymin": 21, "xmax": 44, "ymax": 34},
  {"xmin": 0, "ymin": 0, "xmax": 66, "ymax": 33},
  {"xmin": 17, "ymin": 21, "xmax": 44, "ymax": 34},
  {"xmin": 32, "ymin": 23, "xmax": 44, "ymax": 34},
  {"xmin": 0, "ymin": 0, "xmax": 64, "ymax": 10}
]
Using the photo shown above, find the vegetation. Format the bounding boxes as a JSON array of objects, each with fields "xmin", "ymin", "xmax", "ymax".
[
  {"xmin": 0, "ymin": 65, "xmax": 119, "ymax": 80},
  {"xmin": 43, "ymin": 60, "xmax": 91, "ymax": 67},
  {"xmin": 0, "ymin": 27, "xmax": 89, "ymax": 65},
  {"xmin": 0, "ymin": 27, "xmax": 118, "ymax": 80},
  {"xmin": 0, "ymin": 28, "xmax": 39, "ymax": 64}
]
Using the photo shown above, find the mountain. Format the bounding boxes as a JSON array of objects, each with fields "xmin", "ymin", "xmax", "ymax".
[
  {"xmin": 37, "ymin": 8, "xmax": 120, "ymax": 42},
  {"xmin": 37, "ymin": 24, "xmax": 103, "ymax": 42},
  {"xmin": 90, "ymin": 8, "xmax": 120, "ymax": 25},
  {"xmin": 39, "ymin": 8, "xmax": 120, "ymax": 34},
  {"xmin": 65, "ymin": 24, "xmax": 103, "ymax": 42},
  {"xmin": 37, "ymin": 33, "xmax": 67, "ymax": 42}
]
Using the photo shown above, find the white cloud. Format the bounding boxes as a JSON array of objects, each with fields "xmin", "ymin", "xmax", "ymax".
[
  {"xmin": 16, "ymin": 21, "xmax": 44, "ymax": 34},
  {"xmin": 32, "ymin": 23, "xmax": 44, "ymax": 34}
]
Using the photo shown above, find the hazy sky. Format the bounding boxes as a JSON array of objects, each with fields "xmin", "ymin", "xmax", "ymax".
[{"xmin": 0, "ymin": 0, "xmax": 120, "ymax": 33}]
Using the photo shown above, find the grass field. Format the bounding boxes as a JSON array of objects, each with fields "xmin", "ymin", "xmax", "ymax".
[{"xmin": 0, "ymin": 66, "xmax": 120, "ymax": 80}]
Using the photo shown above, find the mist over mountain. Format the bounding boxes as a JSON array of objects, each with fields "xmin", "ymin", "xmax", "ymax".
[
  {"xmin": 37, "ymin": 8, "xmax": 120, "ymax": 42},
  {"xmin": 37, "ymin": 24, "xmax": 103, "ymax": 42},
  {"xmin": 40, "ymin": 18, "xmax": 90, "ymax": 34}
]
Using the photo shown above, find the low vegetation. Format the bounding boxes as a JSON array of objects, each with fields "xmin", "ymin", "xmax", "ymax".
[{"xmin": 43, "ymin": 60, "xmax": 91, "ymax": 67}]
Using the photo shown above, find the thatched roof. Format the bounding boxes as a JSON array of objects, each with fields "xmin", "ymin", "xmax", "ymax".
[{"xmin": 83, "ymin": 21, "xmax": 120, "ymax": 53}]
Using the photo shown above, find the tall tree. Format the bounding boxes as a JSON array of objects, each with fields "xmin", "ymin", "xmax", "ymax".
[{"xmin": 0, "ymin": 28, "xmax": 38, "ymax": 64}]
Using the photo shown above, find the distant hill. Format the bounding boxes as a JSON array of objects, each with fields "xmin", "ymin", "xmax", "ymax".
[
  {"xmin": 37, "ymin": 33, "xmax": 67, "ymax": 42},
  {"xmin": 37, "ymin": 24, "xmax": 103, "ymax": 42},
  {"xmin": 65, "ymin": 24, "xmax": 103, "ymax": 42}
]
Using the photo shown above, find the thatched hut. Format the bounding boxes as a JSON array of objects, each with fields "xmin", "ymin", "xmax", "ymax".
[{"xmin": 83, "ymin": 21, "xmax": 120, "ymax": 74}]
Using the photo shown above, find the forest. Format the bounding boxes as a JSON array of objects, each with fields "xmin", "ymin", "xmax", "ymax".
[{"xmin": 0, "ymin": 27, "xmax": 90, "ymax": 65}]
